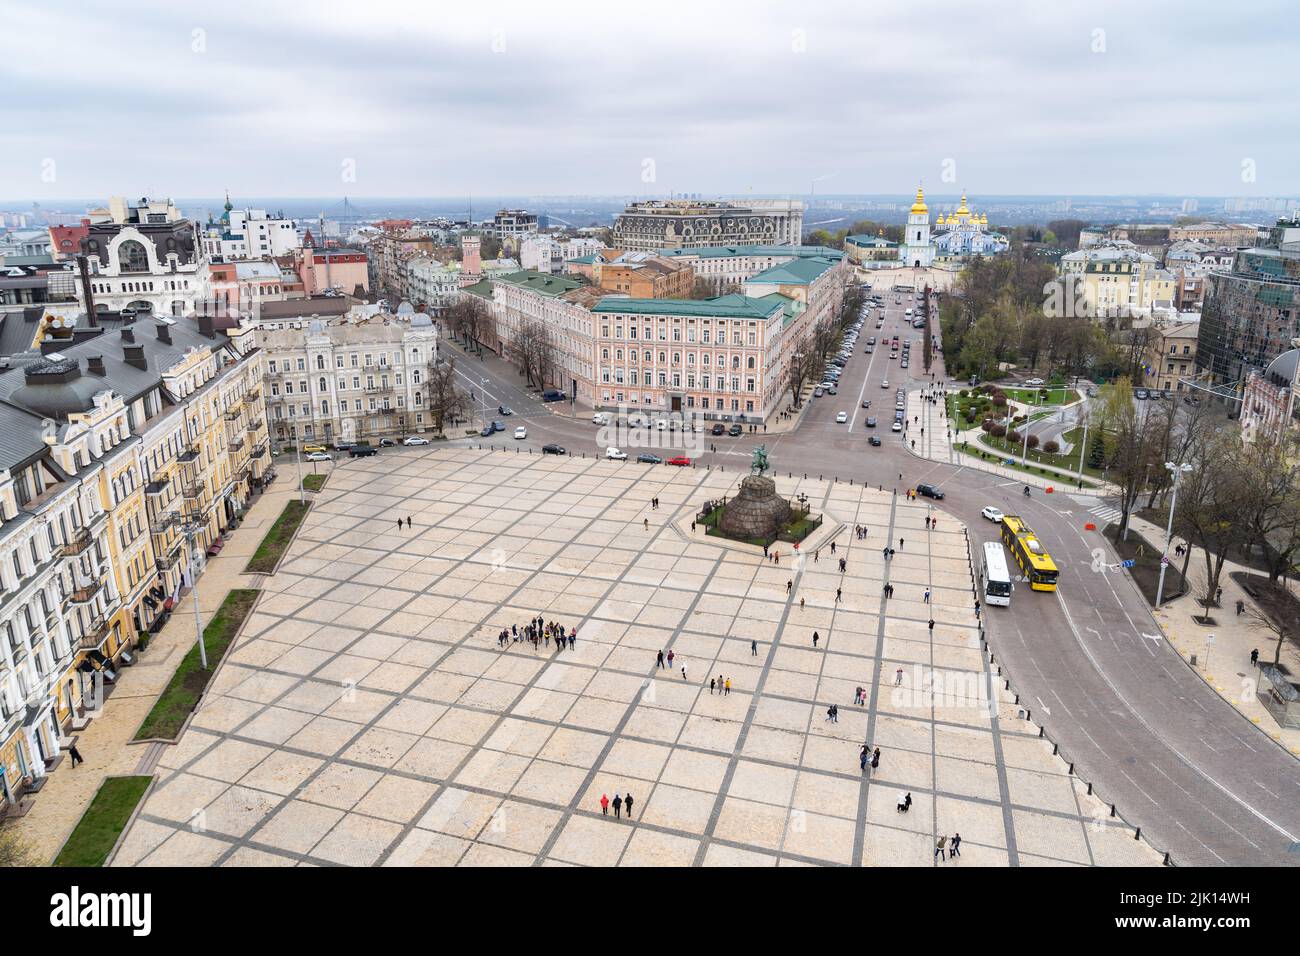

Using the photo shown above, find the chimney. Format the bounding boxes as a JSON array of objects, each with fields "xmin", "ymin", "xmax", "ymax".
[
  {"xmin": 77, "ymin": 255, "xmax": 97, "ymax": 326},
  {"xmin": 123, "ymin": 345, "xmax": 146, "ymax": 370},
  {"xmin": 156, "ymin": 321, "xmax": 172, "ymax": 345},
  {"xmin": 197, "ymin": 314, "xmax": 215, "ymax": 338},
  {"xmin": 87, "ymin": 355, "xmax": 106, "ymax": 376},
  {"xmin": 121, "ymin": 327, "xmax": 135, "ymax": 343}
]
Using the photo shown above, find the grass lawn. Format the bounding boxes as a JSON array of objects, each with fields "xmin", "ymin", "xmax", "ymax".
[
  {"xmin": 302, "ymin": 473, "xmax": 327, "ymax": 492},
  {"xmin": 53, "ymin": 775, "xmax": 152, "ymax": 866},
  {"xmin": 956, "ymin": 437, "xmax": 1099, "ymax": 489},
  {"xmin": 246, "ymin": 500, "xmax": 310, "ymax": 573},
  {"xmin": 133, "ymin": 588, "xmax": 260, "ymax": 741},
  {"xmin": 1003, "ymin": 386, "xmax": 1078, "ymax": 405}
]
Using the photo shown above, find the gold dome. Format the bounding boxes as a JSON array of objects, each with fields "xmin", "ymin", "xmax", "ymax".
[
  {"xmin": 909, "ymin": 186, "xmax": 928, "ymax": 215},
  {"xmin": 955, "ymin": 191, "xmax": 970, "ymax": 216}
]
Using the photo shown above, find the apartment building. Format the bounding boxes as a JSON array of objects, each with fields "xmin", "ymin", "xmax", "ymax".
[
  {"xmin": 1058, "ymin": 245, "xmax": 1177, "ymax": 318},
  {"xmin": 612, "ymin": 199, "xmax": 804, "ymax": 252},
  {"xmin": 1141, "ymin": 320, "xmax": 1199, "ymax": 392},
  {"xmin": 0, "ymin": 315, "xmax": 266, "ymax": 810},
  {"xmin": 260, "ymin": 313, "xmax": 439, "ymax": 446},
  {"xmin": 659, "ymin": 244, "xmax": 843, "ymax": 295},
  {"xmin": 593, "ymin": 252, "xmax": 694, "ymax": 298}
]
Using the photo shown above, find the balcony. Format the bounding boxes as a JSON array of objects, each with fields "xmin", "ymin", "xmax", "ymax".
[
  {"xmin": 78, "ymin": 618, "xmax": 110, "ymax": 651},
  {"xmin": 67, "ymin": 581, "xmax": 104, "ymax": 607},
  {"xmin": 151, "ymin": 513, "xmax": 179, "ymax": 535},
  {"xmin": 59, "ymin": 528, "xmax": 94, "ymax": 557},
  {"xmin": 228, "ymin": 436, "xmax": 246, "ymax": 454},
  {"xmin": 182, "ymin": 481, "xmax": 203, "ymax": 499},
  {"xmin": 178, "ymin": 446, "xmax": 200, "ymax": 464},
  {"xmin": 364, "ymin": 384, "xmax": 394, "ymax": 394},
  {"xmin": 156, "ymin": 550, "xmax": 181, "ymax": 572},
  {"xmin": 246, "ymin": 419, "xmax": 264, "ymax": 432}
]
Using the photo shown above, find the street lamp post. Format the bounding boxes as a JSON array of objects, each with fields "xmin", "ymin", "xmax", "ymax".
[
  {"xmin": 1155, "ymin": 460, "xmax": 1193, "ymax": 607},
  {"xmin": 293, "ymin": 427, "xmax": 304, "ymax": 504},
  {"xmin": 176, "ymin": 519, "xmax": 209, "ymax": 669}
]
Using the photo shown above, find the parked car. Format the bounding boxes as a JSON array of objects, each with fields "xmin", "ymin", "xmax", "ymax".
[
  {"xmin": 541, "ymin": 389, "xmax": 567, "ymax": 402},
  {"xmin": 480, "ymin": 424, "xmax": 494, "ymax": 437},
  {"xmin": 728, "ymin": 423, "xmax": 743, "ymax": 436},
  {"xmin": 1025, "ymin": 378, "xmax": 1044, "ymax": 386},
  {"xmin": 637, "ymin": 453, "xmax": 662, "ymax": 464},
  {"xmin": 349, "ymin": 444, "xmax": 377, "ymax": 457},
  {"xmin": 826, "ymin": 386, "xmax": 838, "ymax": 395},
  {"xmin": 814, "ymin": 387, "xmax": 825, "ymax": 397},
  {"xmin": 1135, "ymin": 388, "xmax": 1149, "ymax": 400},
  {"xmin": 981, "ymin": 506, "xmax": 1004, "ymax": 522},
  {"xmin": 379, "ymin": 438, "xmax": 397, "ymax": 447},
  {"xmin": 542, "ymin": 443, "xmax": 566, "ymax": 455},
  {"xmin": 490, "ymin": 420, "xmax": 505, "ymax": 432},
  {"xmin": 712, "ymin": 423, "xmax": 726, "ymax": 436},
  {"xmin": 891, "ymin": 421, "xmax": 902, "ymax": 432},
  {"xmin": 302, "ymin": 444, "xmax": 327, "ymax": 454},
  {"xmin": 305, "ymin": 451, "xmax": 332, "ymax": 462},
  {"xmin": 402, "ymin": 436, "xmax": 430, "ymax": 446},
  {"xmin": 514, "ymin": 426, "xmax": 527, "ymax": 440},
  {"xmin": 667, "ymin": 456, "xmax": 691, "ymax": 467},
  {"xmin": 916, "ymin": 483, "xmax": 945, "ymax": 500},
  {"xmin": 334, "ymin": 441, "xmax": 354, "ymax": 452},
  {"xmin": 606, "ymin": 446, "xmax": 628, "ymax": 460},
  {"xmin": 592, "ymin": 412, "xmax": 609, "ymax": 425}
]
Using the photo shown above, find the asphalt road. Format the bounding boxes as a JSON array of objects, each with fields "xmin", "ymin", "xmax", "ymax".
[{"xmin": 421, "ymin": 284, "xmax": 1300, "ymax": 866}]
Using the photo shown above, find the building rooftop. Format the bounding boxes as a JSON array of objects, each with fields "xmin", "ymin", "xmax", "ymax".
[
  {"xmin": 746, "ymin": 256, "xmax": 839, "ymax": 285},
  {"xmin": 659, "ymin": 244, "xmax": 842, "ymax": 261},
  {"xmin": 591, "ymin": 292, "xmax": 788, "ymax": 320}
]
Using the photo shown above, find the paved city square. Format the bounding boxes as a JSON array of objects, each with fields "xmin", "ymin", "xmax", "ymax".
[{"xmin": 111, "ymin": 448, "xmax": 1160, "ymax": 867}]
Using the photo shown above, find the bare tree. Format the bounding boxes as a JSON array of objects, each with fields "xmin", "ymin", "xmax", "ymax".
[
  {"xmin": 1093, "ymin": 378, "xmax": 1162, "ymax": 540},
  {"xmin": 515, "ymin": 316, "xmax": 555, "ymax": 389},
  {"xmin": 444, "ymin": 296, "xmax": 492, "ymax": 355},
  {"xmin": 1175, "ymin": 428, "xmax": 1248, "ymax": 607},
  {"xmin": 424, "ymin": 357, "xmax": 467, "ymax": 435},
  {"xmin": 1242, "ymin": 585, "xmax": 1295, "ymax": 668},
  {"xmin": 785, "ymin": 348, "xmax": 816, "ymax": 407},
  {"xmin": 1239, "ymin": 435, "xmax": 1300, "ymax": 584},
  {"xmin": 0, "ymin": 827, "xmax": 40, "ymax": 867}
]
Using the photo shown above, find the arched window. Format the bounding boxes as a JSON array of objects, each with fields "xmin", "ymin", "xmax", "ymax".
[{"xmin": 118, "ymin": 240, "xmax": 149, "ymax": 273}]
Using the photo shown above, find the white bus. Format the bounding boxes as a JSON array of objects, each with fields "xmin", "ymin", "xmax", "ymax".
[{"xmin": 981, "ymin": 541, "xmax": 1012, "ymax": 606}]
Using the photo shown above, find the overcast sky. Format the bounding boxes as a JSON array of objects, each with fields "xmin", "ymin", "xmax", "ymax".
[{"xmin": 2, "ymin": 0, "xmax": 1296, "ymax": 201}]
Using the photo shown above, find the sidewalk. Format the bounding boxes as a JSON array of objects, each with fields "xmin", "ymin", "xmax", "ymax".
[
  {"xmin": 903, "ymin": 386, "xmax": 1118, "ymax": 496},
  {"xmin": 1126, "ymin": 511, "xmax": 1300, "ymax": 758},
  {"xmin": 9, "ymin": 470, "xmax": 309, "ymax": 862}
]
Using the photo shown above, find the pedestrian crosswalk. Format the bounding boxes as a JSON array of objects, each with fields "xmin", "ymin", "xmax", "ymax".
[{"xmin": 1068, "ymin": 494, "xmax": 1122, "ymax": 523}]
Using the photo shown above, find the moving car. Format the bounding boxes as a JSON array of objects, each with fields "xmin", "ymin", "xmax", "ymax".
[
  {"xmin": 881, "ymin": 380, "xmax": 890, "ymax": 389},
  {"xmin": 1025, "ymin": 378, "xmax": 1044, "ymax": 386},
  {"xmin": 403, "ymin": 436, "xmax": 430, "ymax": 446},
  {"xmin": 866, "ymin": 416, "xmax": 877, "ymax": 427},
  {"xmin": 916, "ymin": 483, "xmax": 945, "ymax": 500},
  {"xmin": 593, "ymin": 412, "xmax": 609, "ymax": 425},
  {"xmin": 637, "ymin": 453, "xmax": 662, "ymax": 464},
  {"xmin": 868, "ymin": 435, "xmax": 882, "ymax": 446},
  {"xmin": 334, "ymin": 441, "xmax": 354, "ymax": 452},
  {"xmin": 861, "ymin": 399, "xmax": 871, "ymax": 408},
  {"xmin": 836, "ymin": 411, "xmax": 848, "ymax": 423},
  {"xmin": 825, "ymin": 386, "xmax": 837, "ymax": 395},
  {"xmin": 606, "ymin": 446, "xmax": 628, "ymax": 460},
  {"xmin": 305, "ymin": 451, "xmax": 332, "ymax": 462},
  {"xmin": 480, "ymin": 424, "xmax": 494, "ymax": 437},
  {"xmin": 728, "ymin": 423, "xmax": 743, "ymax": 436},
  {"xmin": 542, "ymin": 443, "xmax": 566, "ymax": 455},
  {"xmin": 514, "ymin": 426, "xmax": 527, "ymax": 440},
  {"xmin": 813, "ymin": 387, "xmax": 824, "ymax": 397},
  {"xmin": 498, "ymin": 405, "xmax": 513, "ymax": 415},
  {"xmin": 491, "ymin": 420, "xmax": 505, "ymax": 432},
  {"xmin": 349, "ymin": 444, "xmax": 377, "ymax": 457},
  {"xmin": 981, "ymin": 506, "xmax": 1005, "ymax": 523},
  {"xmin": 892, "ymin": 421, "xmax": 902, "ymax": 432},
  {"xmin": 541, "ymin": 389, "xmax": 567, "ymax": 402},
  {"xmin": 667, "ymin": 456, "xmax": 691, "ymax": 467}
]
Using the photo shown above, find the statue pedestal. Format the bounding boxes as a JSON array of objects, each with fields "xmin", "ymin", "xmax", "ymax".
[{"xmin": 719, "ymin": 475, "xmax": 792, "ymax": 541}]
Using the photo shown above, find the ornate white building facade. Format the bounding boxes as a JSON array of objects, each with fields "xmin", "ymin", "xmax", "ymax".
[{"xmin": 899, "ymin": 187, "xmax": 934, "ymax": 268}]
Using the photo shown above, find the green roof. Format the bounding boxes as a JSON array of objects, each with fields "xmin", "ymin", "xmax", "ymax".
[
  {"xmin": 591, "ymin": 292, "xmax": 788, "ymax": 320},
  {"xmin": 846, "ymin": 234, "xmax": 897, "ymax": 248},
  {"xmin": 569, "ymin": 254, "xmax": 599, "ymax": 264},
  {"xmin": 462, "ymin": 279, "xmax": 494, "ymax": 299},
  {"xmin": 492, "ymin": 270, "xmax": 583, "ymax": 297},
  {"xmin": 658, "ymin": 244, "xmax": 843, "ymax": 261},
  {"xmin": 746, "ymin": 256, "xmax": 839, "ymax": 285}
]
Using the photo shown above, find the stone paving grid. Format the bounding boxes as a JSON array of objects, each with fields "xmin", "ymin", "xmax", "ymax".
[{"xmin": 111, "ymin": 448, "xmax": 1160, "ymax": 867}]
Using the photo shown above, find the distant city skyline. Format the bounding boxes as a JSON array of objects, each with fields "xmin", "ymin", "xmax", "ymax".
[{"xmin": 2, "ymin": 0, "xmax": 1298, "ymax": 199}]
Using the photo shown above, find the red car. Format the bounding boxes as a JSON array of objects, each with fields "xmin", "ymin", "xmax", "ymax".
[{"xmin": 667, "ymin": 456, "xmax": 691, "ymax": 467}]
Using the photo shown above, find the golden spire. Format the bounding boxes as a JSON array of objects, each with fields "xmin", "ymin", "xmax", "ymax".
[{"xmin": 909, "ymin": 185, "xmax": 928, "ymax": 215}]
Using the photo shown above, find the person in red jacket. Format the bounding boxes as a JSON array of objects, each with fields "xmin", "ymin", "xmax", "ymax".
[{"xmin": 600, "ymin": 793, "xmax": 610, "ymax": 816}]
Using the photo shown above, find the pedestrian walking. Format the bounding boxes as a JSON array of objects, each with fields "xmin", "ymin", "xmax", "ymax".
[
  {"xmin": 859, "ymin": 747, "xmax": 869, "ymax": 771},
  {"xmin": 839, "ymin": 557, "xmax": 846, "ymax": 573},
  {"xmin": 657, "ymin": 649, "xmax": 665, "ymax": 668},
  {"xmin": 691, "ymin": 521, "xmax": 696, "ymax": 533},
  {"xmin": 897, "ymin": 792, "xmax": 912, "ymax": 813},
  {"xmin": 724, "ymin": 678, "xmax": 731, "ymax": 696},
  {"xmin": 1236, "ymin": 599, "xmax": 1245, "ymax": 616},
  {"xmin": 854, "ymin": 686, "xmax": 864, "ymax": 705},
  {"xmin": 681, "ymin": 664, "xmax": 688, "ymax": 681},
  {"xmin": 934, "ymin": 836, "xmax": 947, "ymax": 861},
  {"xmin": 894, "ymin": 666, "xmax": 903, "ymax": 686},
  {"xmin": 899, "ymin": 537, "xmax": 905, "ymax": 550},
  {"xmin": 396, "ymin": 518, "xmax": 403, "ymax": 530},
  {"xmin": 950, "ymin": 833, "xmax": 961, "ymax": 858},
  {"xmin": 923, "ymin": 588, "xmax": 930, "ymax": 603},
  {"xmin": 406, "ymin": 516, "xmax": 412, "ymax": 528},
  {"xmin": 835, "ymin": 587, "xmax": 842, "ymax": 602},
  {"xmin": 68, "ymin": 743, "xmax": 84, "ymax": 767},
  {"xmin": 710, "ymin": 677, "xmax": 716, "ymax": 695},
  {"xmin": 751, "ymin": 638, "xmax": 758, "ymax": 656},
  {"xmin": 830, "ymin": 541, "xmax": 837, "ymax": 555},
  {"xmin": 667, "ymin": 649, "xmax": 675, "ymax": 668},
  {"xmin": 613, "ymin": 793, "xmax": 623, "ymax": 818},
  {"xmin": 800, "ymin": 597, "xmax": 805, "ymax": 610},
  {"xmin": 601, "ymin": 793, "xmax": 610, "ymax": 815},
  {"xmin": 812, "ymin": 631, "xmax": 820, "ymax": 648},
  {"xmin": 870, "ymin": 746, "xmax": 880, "ymax": 770},
  {"xmin": 928, "ymin": 619, "xmax": 935, "ymax": 635},
  {"xmin": 644, "ymin": 518, "xmax": 649, "ymax": 530},
  {"xmin": 787, "ymin": 579, "xmax": 793, "ymax": 594},
  {"xmin": 1250, "ymin": 648, "xmax": 1259, "ymax": 666},
  {"xmin": 624, "ymin": 793, "xmax": 635, "ymax": 818}
]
